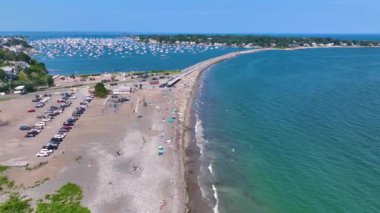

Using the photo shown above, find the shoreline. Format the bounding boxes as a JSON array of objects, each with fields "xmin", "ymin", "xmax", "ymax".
[{"xmin": 177, "ymin": 45, "xmax": 380, "ymax": 213}]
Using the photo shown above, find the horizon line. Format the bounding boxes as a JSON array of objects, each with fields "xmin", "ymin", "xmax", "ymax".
[{"xmin": 1, "ymin": 31, "xmax": 380, "ymax": 35}]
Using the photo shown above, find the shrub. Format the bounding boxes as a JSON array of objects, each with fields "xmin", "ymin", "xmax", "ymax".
[{"xmin": 94, "ymin": 83, "xmax": 108, "ymax": 98}]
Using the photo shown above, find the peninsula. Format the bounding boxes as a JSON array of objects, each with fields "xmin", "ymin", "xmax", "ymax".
[{"xmin": 132, "ymin": 34, "xmax": 380, "ymax": 48}]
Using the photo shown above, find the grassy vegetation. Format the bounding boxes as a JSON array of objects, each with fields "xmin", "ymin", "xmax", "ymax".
[
  {"xmin": 0, "ymin": 183, "xmax": 90, "ymax": 213},
  {"xmin": 0, "ymin": 165, "xmax": 14, "ymax": 191},
  {"xmin": 0, "ymin": 194, "xmax": 32, "ymax": 213},
  {"xmin": 148, "ymin": 69, "xmax": 181, "ymax": 74},
  {"xmin": 35, "ymin": 183, "xmax": 90, "ymax": 213},
  {"xmin": 77, "ymin": 73, "xmax": 102, "ymax": 78},
  {"xmin": 0, "ymin": 165, "xmax": 9, "ymax": 173}
]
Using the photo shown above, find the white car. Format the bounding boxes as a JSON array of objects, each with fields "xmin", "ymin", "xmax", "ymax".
[
  {"xmin": 42, "ymin": 118, "xmax": 51, "ymax": 122},
  {"xmin": 34, "ymin": 125, "xmax": 44, "ymax": 130},
  {"xmin": 54, "ymin": 109, "xmax": 63, "ymax": 114},
  {"xmin": 35, "ymin": 122, "xmax": 46, "ymax": 127},
  {"xmin": 54, "ymin": 133, "xmax": 66, "ymax": 139},
  {"xmin": 30, "ymin": 129, "xmax": 41, "ymax": 133},
  {"xmin": 41, "ymin": 148, "xmax": 53, "ymax": 154},
  {"xmin": 36, "ymin": 151, "xmax": 50, "ymax": 157}
]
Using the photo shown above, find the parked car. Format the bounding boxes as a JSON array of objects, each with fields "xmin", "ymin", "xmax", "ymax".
[
  {"xmin": 35, "ymin": 122, "xmax": 46, "ymax": 127},
  {"xmin": 36, "ymin": 151, "xmax": 50, "ymax": 157},
  {"xmin": 46, "ymin": 144, "xmax": 58, "ymax": 150},
  {"xmin": 34, "ymin": 125, "xmax": 44, "ymax": 130},
  {"xmin": 48, "ymin": 141, "xmax": 60, "ymax": 147},
  {"xmin": 29, "ymin": 129, "xmax": 41, "ymax": 134},
  {"xmin": 58, "ymin": 128, "xmax": 69, "ymax": 133},
  {"xmin": 19, "ymin": 125, "xmax": 31, "ymax": 131},
  {"xmin": 62, "ymin": 126, "xmax": 72, "ymax": 130},
  {"xmin": 25, "ymin": 132, "xmax": 38, "ymax": 137},
  {"xmin": 40, "ymin": 148, "xmax": 53, "ymax": 154},
  {"xmin": 37, "ymin": 115, "xmax": 46, "ymax": 119},
  {"xmin": 72, "ymin": 113, "xmax": 81, "ymax": 117},
  {"xmin": 67, "ymin": 117, "xmax": 77, "ymax": 122},
  {"xmin": 35, "ymin": 103, "xmax": 45, "ymax": 108},
  {"xmin": 51, "ymin": 137, "xmax": 62, "ymax": 142},
  {"xmin": 42, "ymin": 118, "xmax": 51, "ymax": 122},
  {"xmin": 85, "ymin": 96, "xmax": 93, "ymax": 101},
  {"xmin": 54, "ymin": 133, "xmax": 66, "ymax": 139},
  {"xmin": 27, "ymin": 108, "xmax": 36, "ymax": 113},
  {"xmin": 73, "ymin": 110, "xmax": 83, "ymax": 115},
  {"xmin": 54, "ymin": 109, "xmax": 63, "ymax": 114},
  {"xmin": 46, "ymin": 145, "xmax": 58, "ymax": 150},
  {"xmin": 47, "ymin": 113, "xmax": 55, "ymax": 118}
]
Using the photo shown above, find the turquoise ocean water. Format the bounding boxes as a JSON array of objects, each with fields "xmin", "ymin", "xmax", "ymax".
[{"xmin": 195, "ymin": 48, "xmax": 380, "ymax": 212}]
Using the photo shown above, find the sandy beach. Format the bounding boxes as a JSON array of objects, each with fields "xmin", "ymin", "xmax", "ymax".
[{"xmin": 0, "ymin": 75, "xmax": 188, "ymax": 212}]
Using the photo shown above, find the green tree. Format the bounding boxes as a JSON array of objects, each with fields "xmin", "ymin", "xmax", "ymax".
[
  {"xmin": 24, "ymin": 84, "xmax": 35, "ymax": 93},
  {"xmin": 94, "ymin": 83, "xmax": 108, "ymax": 98},
  {"xmin": 17, "ymin": 71, "xmax": 29, "ymax": 82},
  {"xmin": 0, "ymin": 69, "xmax": 6, "ymax": 81},
  {"xmin": 47, "ymin": 75, "xmax": 54, "ymax": 87}
]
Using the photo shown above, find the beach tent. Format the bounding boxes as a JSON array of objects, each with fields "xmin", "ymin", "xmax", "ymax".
[{"xmin": 158, "ymin": 146, "xmax": 164, "ymax": 155}]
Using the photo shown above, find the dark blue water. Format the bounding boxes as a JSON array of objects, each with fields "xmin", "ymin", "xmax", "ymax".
[
  {"xmin": 2, "ymin": 32, "xmax": 240, "ymax": 74},
  {"xmin": 2, "ymin": 32, "xmax": 380, "ymax": 74},
  {"xmin": 195, "ymin": 48, "xmax": 380, "ymax": 213}
]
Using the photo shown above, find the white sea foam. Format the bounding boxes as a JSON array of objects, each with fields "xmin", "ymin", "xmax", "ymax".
[
  {"xmin": 208, "ymin": 163, "xmax": 213, "ymax": 174},
  {"xmin": 212, "ymin": 183, "xmax": 220, "ymax": 213},
  {"xmin": 195, "ymin": 115, "xmax": 206, "ymax": 155},
  {"xmin": 195, "ymin": 115, "xmax": 220, "ymax": 213}
]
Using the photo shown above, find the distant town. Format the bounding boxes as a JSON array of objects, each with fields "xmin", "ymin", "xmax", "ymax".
[
  {"xmin": 131, "ymin": 34, "xmax": 380, "ymax": 48},
  {"xmin": 0, "ymin": 36, "xmax": 53, "ymax": 94}
]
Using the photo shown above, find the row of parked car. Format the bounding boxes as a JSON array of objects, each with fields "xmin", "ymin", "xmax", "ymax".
[
  {"xmin": 36, "ymin": 94, "xmax": 94, "ymax": 157},
  {"xmin": 20, "ymin": 97, "xmax": 73, "ymax": 138},
  {"xmin": 32, "ymin": 94, "xmax": 53, "ymax": 108}
]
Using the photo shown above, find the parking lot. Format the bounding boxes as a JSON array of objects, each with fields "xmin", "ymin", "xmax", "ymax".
[{"xmin": 0, "ymin": 87, "xmax": 92, "ymax": 165}]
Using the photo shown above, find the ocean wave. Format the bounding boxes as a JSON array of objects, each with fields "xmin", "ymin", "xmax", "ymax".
[
  {"xmin": 195, "ymin": 114, "xmax": 219, "ymax": 213},
  {"xmin": 212, "ymin": 183, "xmax": 219, "ymax": 213}
]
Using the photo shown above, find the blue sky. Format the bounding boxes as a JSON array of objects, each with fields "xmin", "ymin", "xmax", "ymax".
[{"xmin": 0, "ymin": 0, "xmax": 379, "ymax": 33}]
